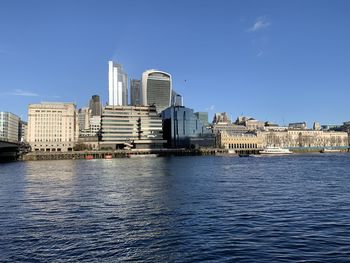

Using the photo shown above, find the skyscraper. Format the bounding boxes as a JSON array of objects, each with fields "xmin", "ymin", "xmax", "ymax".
[
  {"xmin": 89, "ymin": 95, "xmax": 102, "ymax": 116},
  {"xmin": 141, "ymin": 70, "xmax": 172, "ymax": 113},
  {"xmin": 130, "ymin": 79, "xmax": 141, "ymax": 106},
  {"xmin": 171, "ymin": 90, "xmax": 183, "ymax": 106},
  {"xmin": 108, "ymin": 61, "xmax": 128, "ymax": 106}
]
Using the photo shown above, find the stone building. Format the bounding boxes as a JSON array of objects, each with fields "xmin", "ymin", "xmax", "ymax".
[
  {"xmin": 288, "ymin": 122, "xmax": 307, "ymax": 130},
  {"xmin": 217, "ymin": 131, "xmax": 263, "ymax": 153},
  {"xmin": 27, "ymin": 102, "xmax": 79, "ymax": 152},
  {"xmin": 260, "ymin": 130, "xmax": 348, "ymax": 148},
  {"xmin": 213, "ymin": 112, "xmax": 231, "ymax": 124}
]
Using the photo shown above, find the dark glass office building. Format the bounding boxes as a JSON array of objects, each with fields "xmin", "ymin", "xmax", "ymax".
[
  {"xmin": 89, "ymin": 95, "xmax": 102, "ymax": 116},
  {"xmin": 162, "ymin": 106, "xmax": 215, "ymax": 149}
]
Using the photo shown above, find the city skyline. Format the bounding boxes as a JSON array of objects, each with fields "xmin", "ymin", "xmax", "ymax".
[{"xmin": 1, "ymin": 1, "xmax": 350, "ymax": 126}]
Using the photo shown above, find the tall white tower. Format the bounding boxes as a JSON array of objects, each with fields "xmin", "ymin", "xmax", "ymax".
[{"xmin": 108, "ymin": 61, "xmax": 128, "ymax": 106}]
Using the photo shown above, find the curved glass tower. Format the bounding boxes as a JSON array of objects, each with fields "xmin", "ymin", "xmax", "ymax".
[{"xmin": 141, "ymin": 70, "xmax": 172, "ymax": 113}]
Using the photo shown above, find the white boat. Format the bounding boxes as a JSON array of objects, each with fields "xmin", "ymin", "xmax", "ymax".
[
  {"xmin": 320, "ymin": 148, "xmax": 341, "ymax": 153},
  {"xmin": 127, "ymin": 154, "xmax": 158, "ymax": 158},
  {"xmin": 260, "ymin": 146, "xmax": 293, "ymax": 155}
]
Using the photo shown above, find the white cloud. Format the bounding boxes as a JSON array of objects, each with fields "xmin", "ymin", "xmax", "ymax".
[
  {"xmin": 257, "ymin": 50, "xmax": 264, "ymax": 57},
  {"xmin": 6, "ymin": 89, "xmax": 39, "ymax": 97},
  {"xmin": 205, "ymin": 105, "xmax": 215, "ymax": 111},
  {"xmin": 249, "ymin": 17, "xmax": 270, "ymax": 32}
]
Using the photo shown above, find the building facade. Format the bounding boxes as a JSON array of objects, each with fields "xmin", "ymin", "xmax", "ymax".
[
  {"xmin": 27, "ymin": 102, "xmax": 79, "ymax": 152},
  {"xmin": 89, "ymin": 116, "xmax": 101, "ymax": 136},
  {"xmin": 212, "ymin": 123, "xmax": 248, "ymax": 135},
  {"xmin": 288, "ymin": 122, "xmax": 307, "ymax": 130},
  {"xmin": 261, "ymin": 130, "xmax": 348, "ymax": 148},
  {"xmin": 0, "ymin": 112, "xmax": 20, "ymax": 143},
  {"xmin": 108, "ymin": 61, "xmax": 128, "ymax": 106},
  {"xmin": 141, "ymin": 70, "xmax": 172, "ymax": 113},
  {"xmin": 171, "ymin": 90, "xmax": 183, "ymax": 106},
  {"xmin": 195, "ymin": 112, "xmax": 209, "ymax": 126},
  {"xmin": 218, "ymin": 131, "xmax": 263, "ymax": 152},
  {"xmin": 89, "ymin": 95, "xmax": 102, "ymax": 116},
  {"xmin": 78, "ymin": 107, "xmax": 91, "ymax": 131},
  {"xmin": 162, "ymin": 106, "xmax": 215, "ymax": 148},
  {"xmin": 19, "ymin": 120, "xmax": 28, "ymax": 142},
  {"xmin": 213, "ymin": 112, "xmax": 231, "ymax": 124},
  {"xmin": 130, "ymin": 79, "xmax": 141, "ymax": 106},
  {"xmin": 100, "ymin": 105, "xmax": 165, "ymax": 149}
]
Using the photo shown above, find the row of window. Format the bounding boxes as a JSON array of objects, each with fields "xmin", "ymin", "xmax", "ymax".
[
  {"xmin": 227, "ymin": 143, "xmax": 258, "ymax": 149},
  {"xmin": 34, "ymin": 139, "xmax": 72, "ymax": 142}
]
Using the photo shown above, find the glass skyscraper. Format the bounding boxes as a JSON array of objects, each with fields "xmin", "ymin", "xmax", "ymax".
[
  {"xmin": 141, "ymin": 70, "xmax": 172, "ymax": 113},
  {"xmin": 89, "ymin": 95, "xmax": 102, "ymax": 116},
  {"xmin": 108, "ymin": 61, "xmax": 128, "ymax": 106},
  {"xmin": 130, "ymin": 79, "xmax": 141, "ymax": 106}
]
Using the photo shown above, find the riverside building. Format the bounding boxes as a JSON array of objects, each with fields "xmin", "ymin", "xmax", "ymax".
[
  {"xmin": 0, "ymin": 112, "xmax": 20, "ymax": 143},
  {"xmin": 162, "ymin": 106, "xmax": 215, "ymax": 149},
  {"xmin": 27, "ymin": 102, "xmax": 79, "ymax": 152},
  {"xmin": 218, "ymin": 131, "xmax": 263, "ymax": 153},
  {"xmin": 141, "ymin": 70, "xmax": 172, "ymax": 113},
  {"xmin": 108, "ymin": 61, "xmax": 128, "ymax": 106},
  {"xmin": 100, "ymin": 105, "xmax": 165, "ymax": 150},
  {"xmin": 260, "ymin": 130, "xmax": 349, "ymax": 149}
]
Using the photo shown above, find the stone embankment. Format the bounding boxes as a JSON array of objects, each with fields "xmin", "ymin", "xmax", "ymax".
[{"xmin": 21, "ymin": 148, "xmax": 229, "ymax": 161}]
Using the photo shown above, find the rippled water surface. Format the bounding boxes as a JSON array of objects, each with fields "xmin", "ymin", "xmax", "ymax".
[{"xmin": 1, "ymin": 154, "xmax": 350, "ymax": 262}]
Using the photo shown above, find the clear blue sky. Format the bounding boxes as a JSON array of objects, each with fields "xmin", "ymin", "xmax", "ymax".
[{"xmin": 1, "ymin": 0, "xmax": 349, "ymax": 126}]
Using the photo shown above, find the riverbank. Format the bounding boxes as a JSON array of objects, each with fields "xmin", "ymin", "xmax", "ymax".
[
  {"xmin": 17, "ymin": 147, "xmax": 350, "ymax": 161},
  {"xmin": 21, "ymin": 148, "xmax": 229, "ymax": 161}
]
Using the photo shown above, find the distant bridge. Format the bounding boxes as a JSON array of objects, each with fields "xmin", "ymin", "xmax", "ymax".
[{"xmin": 0, "ymin": 140, "xmax": 20, "ymax": 161}]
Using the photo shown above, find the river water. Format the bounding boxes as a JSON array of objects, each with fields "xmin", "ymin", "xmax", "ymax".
[{"xmin": 1, "ymin": 154, "xmax": 350, "ymax": 262}]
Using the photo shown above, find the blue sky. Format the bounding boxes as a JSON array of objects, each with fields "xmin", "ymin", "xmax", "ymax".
[{"xmin": 0, "ymin": 0, "xmax": 349, "ymax": 126}]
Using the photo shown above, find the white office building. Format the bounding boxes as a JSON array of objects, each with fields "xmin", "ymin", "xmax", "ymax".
[
  {"xmin": 0, "ymin": 112, "xmax": 20, "ymax": 143},
  {"xmin": 27, "ymin": 102, "xmax": 79, "ymax": 152},
  {"xmin": 108, "ymin": 61, "xmax": 128, "ymax": 106}
]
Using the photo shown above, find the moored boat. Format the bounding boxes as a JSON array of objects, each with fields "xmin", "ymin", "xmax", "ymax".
[
  {"xmin": 260, "ymin": 146, "xmax": 292, "ymax": 155},
  {"xmin": 320, "ymin": 148, "xmax": 341, "ymax": 153},
  {"xmin": 85, "ymin": 155, "xmax": 94, "ymax": 160},
  {"xmin": 127, "ymin": 154, "xmax": 158, "ymax": 158}
]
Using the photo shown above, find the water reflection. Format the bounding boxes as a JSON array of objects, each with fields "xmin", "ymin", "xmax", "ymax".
[{"xmin": 1, "ymin": 154, "xmax": 350, "ymax": 262}]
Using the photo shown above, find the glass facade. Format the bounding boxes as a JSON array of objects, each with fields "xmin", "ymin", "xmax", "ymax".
[
  {"xmin": 0, "ymin": 112, "xmax": 20, "ymax": 143},
  {"xmin": 142, "ymin": 70, "xmax": 172, "ymax": 113},
  {"xmin": 162, "ymin": 106, "xmax": 214, "ymax": 148},
  {"xmin": 130, "ymin": 79, "xmax": 141, "ymax": 106}
]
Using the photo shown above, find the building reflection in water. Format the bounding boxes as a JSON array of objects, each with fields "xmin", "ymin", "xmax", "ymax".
[{"xmin": 19, "ymin": 157, "xmax": 209, "ymax": 260}]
